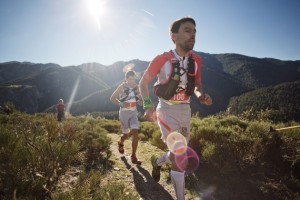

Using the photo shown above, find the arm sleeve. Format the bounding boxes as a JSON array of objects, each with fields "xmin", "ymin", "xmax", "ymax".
[
  {"xmin": 194, "ymin": 54, "xmax": 202, "ymax": 86},
  {"xmin": 142, "ymin": 53, "xmax": 168, "ymax": 84}
]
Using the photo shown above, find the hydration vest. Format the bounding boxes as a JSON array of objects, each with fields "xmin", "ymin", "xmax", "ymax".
[
  {"xmin": 154, "ymin": 51, "xmax": 196, "ymax": 100},
  {"xmin": 119, "ymin": 84, "xmax": 139, "ymax": 102}
]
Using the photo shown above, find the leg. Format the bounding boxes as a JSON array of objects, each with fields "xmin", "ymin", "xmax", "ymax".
[
  {"xmin": 57, "ymin": 113, "xmax": 62, "ymax": 122},
  {"xmin": 155, "ymin": 104, "xmax": 190, "ymax": 200},
  {"xmin": 170, "ymin": 152, "xmax": 185, "ymax": 200},
  {"xmin": 118, "ymin": 133, "xmax": 130, "ymax": 154},
  {"xmin": 151, "ymin": 151, "xmax": 171, "ymax": 182},
  {"xmin": 131, "ymin": 129, "xmax": 141, "ymax": 164},
  {"xmin": 120, "ymin": 133, "xmax": 130, "ymax": 144},
  {"xmin": 168, "ymin": 107, "xmax": 191, "ymax": 200},
  {"xmin": 118, "ymin": 109, "xmax": 131, "ymax": 154},
  {"xmin": 131, "ymin": 129, "xmax": 138, "ymax": 156}
]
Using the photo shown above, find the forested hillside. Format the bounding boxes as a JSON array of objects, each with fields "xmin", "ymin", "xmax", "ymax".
[{"xmin": 228, "ymin": 80, "xmax": 300, "ymax": 122}]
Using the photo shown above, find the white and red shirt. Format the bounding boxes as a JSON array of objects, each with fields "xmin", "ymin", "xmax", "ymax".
[{"xmin": 143, "ymin": 50, "xmax": 202, "ymax": 104}]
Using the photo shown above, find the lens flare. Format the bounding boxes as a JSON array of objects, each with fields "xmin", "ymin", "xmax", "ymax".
[
  {"xmin": 122, "ymin": 63, "xmax": 135, "ymax": 73},
  {"xmin": 66, "ymin": 76, "xmax": 80, "ymax": 113},
  {"xmin": 175, "ymin": 147, "xmax": 199, "ymax": 174},
  {"xmin": 166, "ymin": 131, "xmax": 187, "ymax": 155}
]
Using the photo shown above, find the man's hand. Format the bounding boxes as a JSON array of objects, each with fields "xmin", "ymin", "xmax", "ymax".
[
  {"xmin": 144, "ymin": 107, "xmax": 156, "ymax": 122},
  {"xmin": 198, "ymin": 93, "xmax": 212, "ymax": 106}
]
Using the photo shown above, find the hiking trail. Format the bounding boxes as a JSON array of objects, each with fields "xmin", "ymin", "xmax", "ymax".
[
  {"xmin": 107, "ymin": 133, "xmax": 178, "ymax": 200},
  {"xmin": 107, "ymin": 133, "xmax": 269, "ymax": 200}
]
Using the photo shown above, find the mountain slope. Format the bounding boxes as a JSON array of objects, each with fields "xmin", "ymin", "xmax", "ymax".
[
  {"xmin": 228, "ymin": 80, "xmax": 300, "ymax": 121},
  {"xmin": 0, "ymin": 53, "xmax": 299, "ymax": 119},
  {"xmin": 212, "ymin": 53, "xmax": 300, "ymax": 89},
  {"xmin": 0, "ymin": 61, "xmax": 61, "ymax": 84}
]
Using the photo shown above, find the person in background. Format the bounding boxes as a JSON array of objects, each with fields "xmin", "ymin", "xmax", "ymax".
[
  {"xmin": 56, "ymin": 99, "xmax": 65, "ymax": 122},
  {"xmin": 110, "ymin": 70, "xmax": 143, "ymax": 164},
  {"xmin": 139, "ymin": 17, "xmax": 212, "ymax": 200}
]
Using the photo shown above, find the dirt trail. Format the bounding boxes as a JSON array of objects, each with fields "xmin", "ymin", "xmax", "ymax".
[
  {"xmin": 108, "ymin": 133, "xmax": 178, "ymax": 200},
  {"xmin": 57, "ymin": 133, "xmax": 287, "ymax": 200},
  {"xmin": 107, "ymin": 133, "xmax": 269, "ymax": 200}
]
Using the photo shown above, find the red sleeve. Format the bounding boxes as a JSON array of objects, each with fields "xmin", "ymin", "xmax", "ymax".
[
  {"xmin": 194, "ymin": 53, "xmax": 202, "ymax": 85},
  {"xmin": 142, "ymin": 52, "xmax": 169, "ymax": 84}
]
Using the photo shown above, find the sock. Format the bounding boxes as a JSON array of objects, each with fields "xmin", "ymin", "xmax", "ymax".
[
  {"xmin": 156, "ymin": 152, "xmax": 171, "ymax": 166},
  {"xmin": 170, "ymin": 170, "xmax": 185, "ymax": 200}
]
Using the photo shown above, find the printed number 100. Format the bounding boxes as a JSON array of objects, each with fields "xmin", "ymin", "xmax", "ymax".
[{"xmin": 173, "ymin": 93, "xmax": 186, "ymax": 101}]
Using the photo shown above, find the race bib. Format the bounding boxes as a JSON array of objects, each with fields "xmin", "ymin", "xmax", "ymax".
[{"xmin": 170, "ymin": 90, "xmax": 190, "ymax": 103}]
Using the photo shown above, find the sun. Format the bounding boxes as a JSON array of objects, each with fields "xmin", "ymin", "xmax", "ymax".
[{"xmin": 87, "ymin": 0, "xmax": 106, "ymax": 31}]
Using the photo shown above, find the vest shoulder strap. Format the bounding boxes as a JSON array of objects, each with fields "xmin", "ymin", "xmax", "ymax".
[{"xmin": 120, "ymin": 83, "xmax": 139, "ymax": 102}]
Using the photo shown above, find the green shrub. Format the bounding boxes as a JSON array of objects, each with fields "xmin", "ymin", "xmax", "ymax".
[
  {"xmin": 139, "ymin": 121, "xmax": 160, "ymax": 141},
  {"xmin": 0, "ymin": 114, "xmax": 81, "ymax": 199},
  {"xmin": 1, "ymin": 112, "xmax": 299, "ymax": 199},
  {"xmin": 81, "ymin": 129, "xmax": 112, "ymax": 170},
  {"xmin": 99, "ymin": 119, "xmax": 121, "ymax": 134},
  {"xmin": 150, "ymin": 129, "xmax": 168, "ymax": 151}
]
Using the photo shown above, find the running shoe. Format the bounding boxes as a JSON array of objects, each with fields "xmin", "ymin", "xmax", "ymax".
[
  {"xmin": 151, "ymin": 155, "xmax": 161, "ymax": 182},
  {"xmin": 131, "ymin": 154, "xmax": 142, "ymax": 165}
]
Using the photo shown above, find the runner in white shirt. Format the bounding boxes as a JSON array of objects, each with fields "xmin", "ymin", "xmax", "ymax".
[
  {"xmin": 139, "ymin": 17, "xmax": 212, "ymax": 200},
  {"xmin": 110, "ymin": 70, "xmax": 142, "ymax": 164}
]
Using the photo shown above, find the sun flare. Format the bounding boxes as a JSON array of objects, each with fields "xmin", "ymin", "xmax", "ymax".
[{"xmin": 87, "ymin": 0, "xmax": 106, "ymax": 31}]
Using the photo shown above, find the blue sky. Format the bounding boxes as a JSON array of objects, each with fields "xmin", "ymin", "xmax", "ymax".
[{"xmin": 0, "ymin": 0, "xmax": 299, "ymax": 66}]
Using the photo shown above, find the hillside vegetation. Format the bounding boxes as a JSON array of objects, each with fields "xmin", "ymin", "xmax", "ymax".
[
  {"xmin": 228, "ymin": 80, "xmax": 300, "ymax": 122},
  {"xmin": 0, "ymin": 110, "xmax": 299, "ymax": 200},
  {"xmin": 0, "ymin": 53, "xmax": 299, "ymax": 120}
]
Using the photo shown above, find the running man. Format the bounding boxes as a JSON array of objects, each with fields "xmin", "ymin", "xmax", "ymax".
[
  {"xmin": 110, "ymin": 70, "xmax": 143, "ymax": 164},
  {"xmin": 139, "ymin": 17, "xmax": 212, "ymax": 200}
]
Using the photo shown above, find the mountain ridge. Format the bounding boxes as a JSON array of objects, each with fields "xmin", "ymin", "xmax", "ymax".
[{"xmin": 0, "ymin": 52, "xmax": 299, "ymax": 121}]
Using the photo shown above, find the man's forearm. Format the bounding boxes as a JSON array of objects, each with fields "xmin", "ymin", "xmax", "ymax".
[{"xmin": 139, "ymin": 80, "xmax": 150, "ymax": 99}]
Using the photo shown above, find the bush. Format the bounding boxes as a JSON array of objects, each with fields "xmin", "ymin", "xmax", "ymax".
[
  {"xmin": 0, "ymin": 114, "xmax": 80, "ymax": 199},
  {"xmin": 139, "ymin": 121, "xmax": 160, "ymax": 141},
  {"xmin": 81, "ymin": 129, "xmax": 112, "ymax": 170},
  {"xmin": 72, "ymin": 115, "xmax": 113, "ymax": 170},
  {"xmin": 189, "ymin": 115, "xmax": 299, "ymax": 176}
]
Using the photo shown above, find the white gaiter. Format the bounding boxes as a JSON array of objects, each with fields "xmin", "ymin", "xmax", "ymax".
[{"xmin": 170, "ymin": 170, "xmax": 185, "ymax": 200}]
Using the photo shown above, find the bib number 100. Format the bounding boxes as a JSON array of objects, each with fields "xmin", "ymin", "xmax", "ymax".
[{"xmin": 172, "ymin": 93, "xmax": 187, "ymax": 101}]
